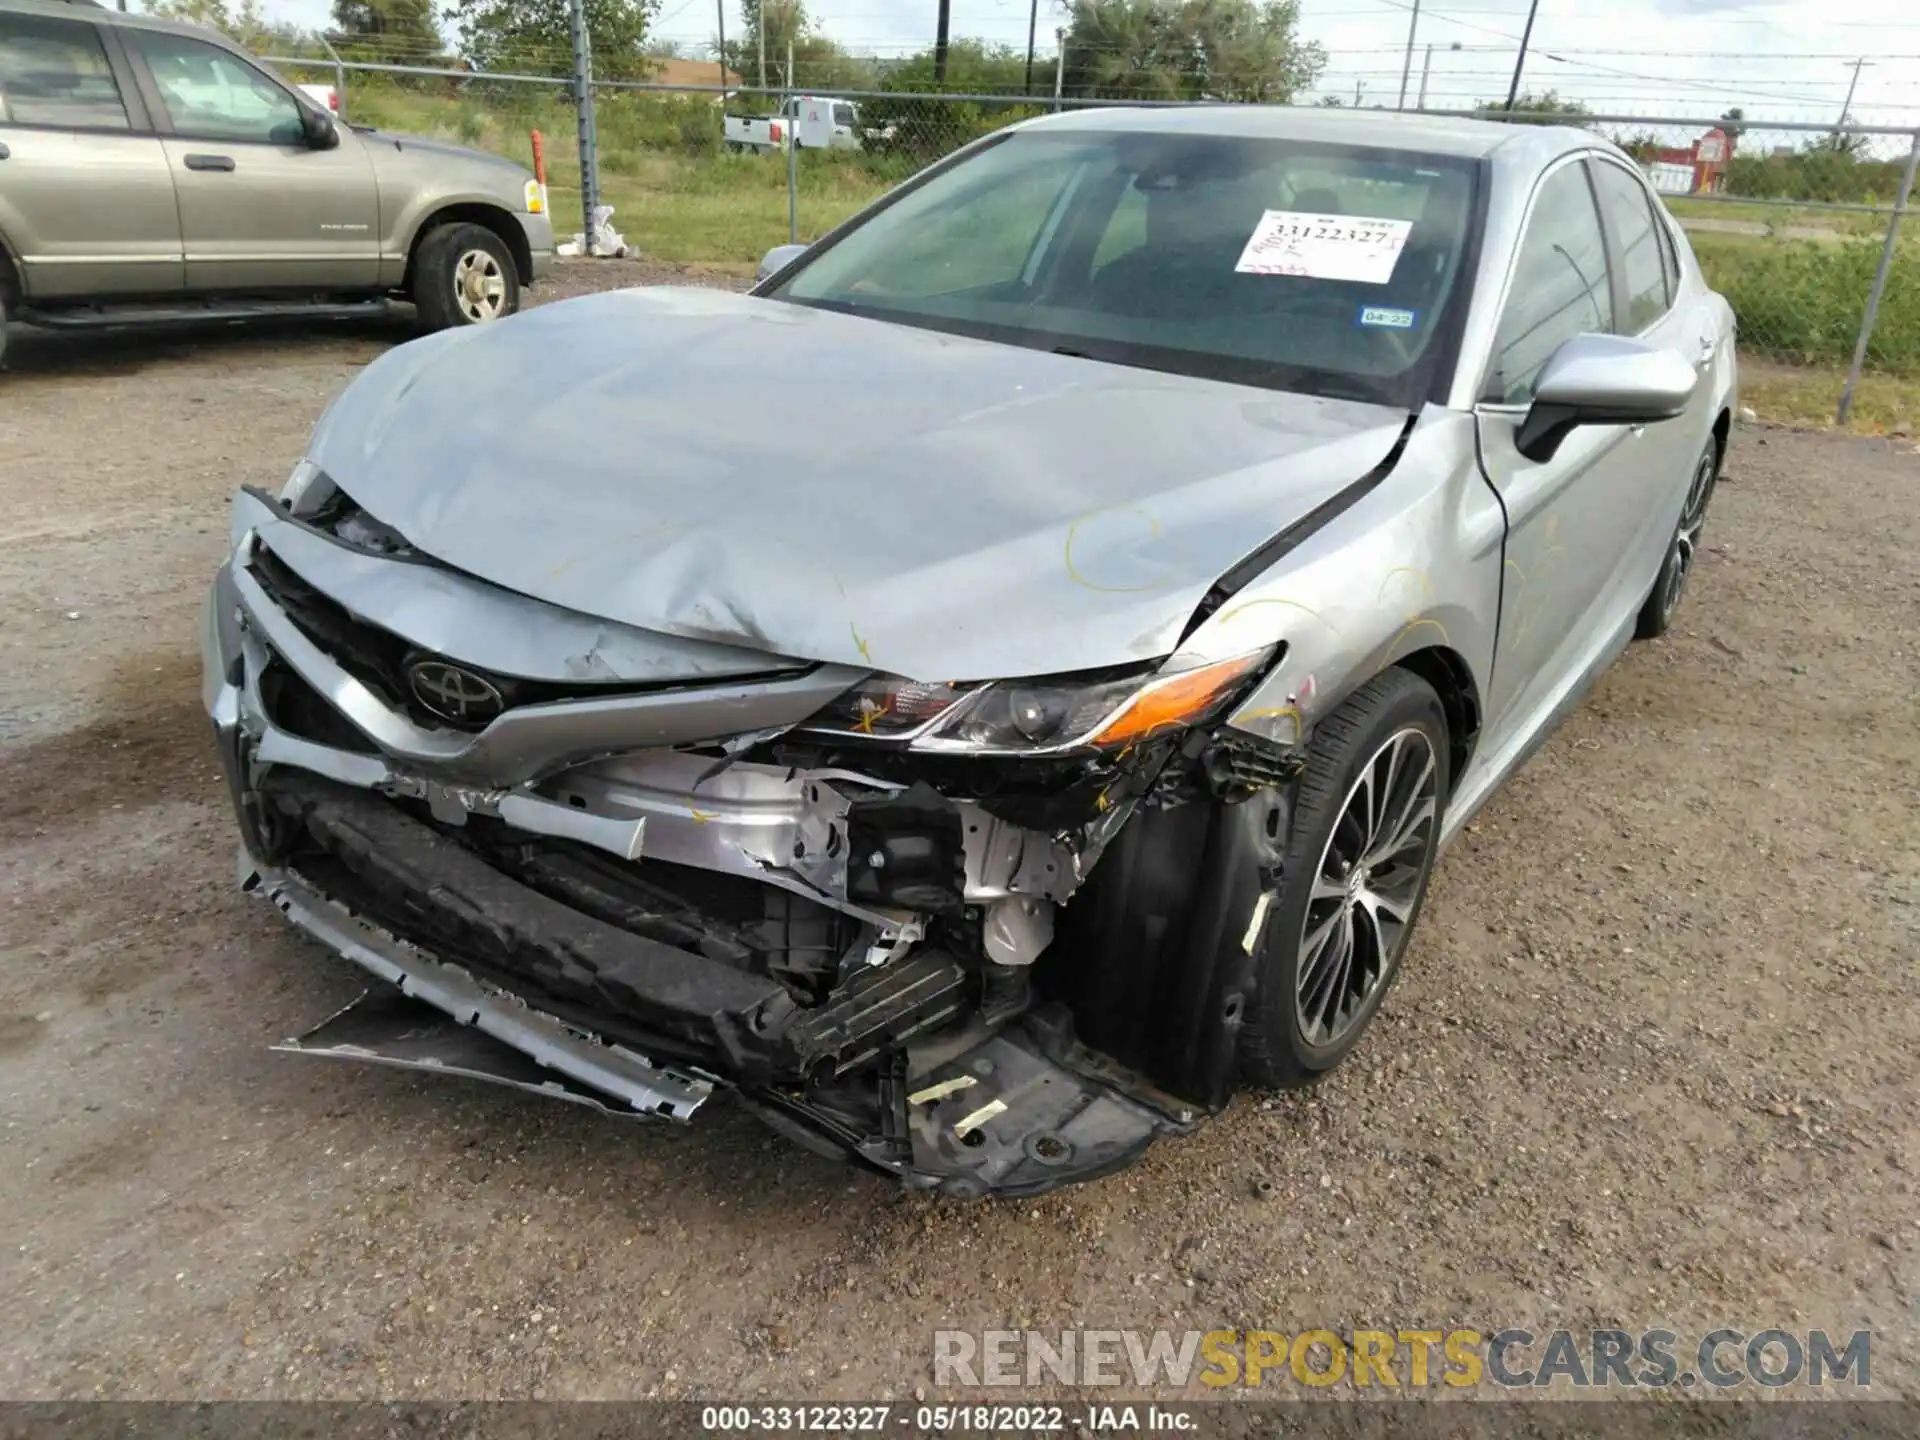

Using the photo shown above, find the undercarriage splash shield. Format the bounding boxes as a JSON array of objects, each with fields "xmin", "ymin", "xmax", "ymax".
[{"xmin": 274, "ymin": 988, "xmax": 699, "ymax": 1120}]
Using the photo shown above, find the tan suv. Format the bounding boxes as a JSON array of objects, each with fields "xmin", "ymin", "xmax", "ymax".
[{"xmin": 0, "ymin": 0, "xmax": 553, "ymax": 364}]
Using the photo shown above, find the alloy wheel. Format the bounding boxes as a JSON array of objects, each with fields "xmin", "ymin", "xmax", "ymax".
[
  {"xmin": 1660, "ymin": 448, "xmax": 1718, "ymax": 621},
  {"xmin": 1294, "ymin": 726, "xmax": 1440, "ymax": 1048},
  {"xmin": 454, "ymin": 249, "xmax": 509, "ymax": 323}
]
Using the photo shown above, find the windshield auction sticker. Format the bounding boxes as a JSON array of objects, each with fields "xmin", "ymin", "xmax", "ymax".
[{"xmin": 1234, "ymin": 211, "xmax": 1414, "ymax": 284}]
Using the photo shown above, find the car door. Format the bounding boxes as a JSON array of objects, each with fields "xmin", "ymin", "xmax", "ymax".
[
  {"xmin": 122, "ymin": 26, "xmax": 378, "ymax": 292},
  {"xmin": 1474, "ymin": 156, "xmax": 1651, "ymax": 755},
  {"xmin": 0, "ymin": 9, "xmax": 181, "ymax": 299}
]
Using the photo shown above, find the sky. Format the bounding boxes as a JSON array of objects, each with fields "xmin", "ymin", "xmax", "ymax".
[{"xmin": 250, "ymin": 0, "xmax": 1920, "ymax": 146}]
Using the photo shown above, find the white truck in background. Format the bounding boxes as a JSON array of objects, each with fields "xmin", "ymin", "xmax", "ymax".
[{"xmin": 724, "ymin": 95, "xmax": 861, "ymax": 153}]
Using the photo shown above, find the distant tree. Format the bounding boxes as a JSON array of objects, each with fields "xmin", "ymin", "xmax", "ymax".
[
  {"xmin": 1474, "ymin": 88, "xmax": 1593, "ymax": 127},
  {"xmin": 1719, "ymin": 106, "xmax": 1746, "ymax": 140},
  {"xmin": 1060, "ymin": 0, "xmax": 1325, "ymax": 103},
  {"xmin": 1809, "ymin": 129, "xmax": 1868, "ymax": 159},
  {"xmin": 1314, "ymin": 93, "xmax": 1343, "ymax": 107},
  {"xmin": 143, "ymin": 0, "xmax": 306, "ymax": 51},
  {"xmin": 448, "ymin": 0, "xmax": 660, "ymax": 81},
  {"xmin": 719, "ymin": 1, "xmax": 869, "ymax": 91},
  {"xmin": 329, "ymin": 0, "xmax": 442, "ymax": 65},
  {"xmin": 1613, "ymin": 129, "xmax": 1662, "ymax": 162}
]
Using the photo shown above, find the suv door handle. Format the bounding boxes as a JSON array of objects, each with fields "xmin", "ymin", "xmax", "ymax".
[{"xmin": 184, "ymin": 153, "xmax": 235, "ymax": 172}]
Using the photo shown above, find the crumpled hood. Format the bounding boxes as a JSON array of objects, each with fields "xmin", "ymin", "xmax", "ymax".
[{"xmin": 308, "ymin": 288, "xmax": 1409, "ymax": 681}]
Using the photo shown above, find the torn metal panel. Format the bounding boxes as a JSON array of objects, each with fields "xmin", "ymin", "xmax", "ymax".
[
  {"xmin": 305, "ymin": 288, "xmax": 1411, "ymax": 681},
  {"xmin": 240, "ymin": 487, "xmax": 802, "ymax": 686},
  {"xmin": 229, "ymin": 557, "xmax": 867, "ymax": 786}
]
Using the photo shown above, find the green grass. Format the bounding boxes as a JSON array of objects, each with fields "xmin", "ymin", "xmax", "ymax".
[{"xmin": 318, "ymin": 76, "xmax": 1920, "ymax": 428}]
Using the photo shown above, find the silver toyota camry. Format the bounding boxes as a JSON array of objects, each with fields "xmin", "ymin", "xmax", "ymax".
[{"xmin": 203, "ymin": 106, "xmax": 1736, "ymax": 1196}]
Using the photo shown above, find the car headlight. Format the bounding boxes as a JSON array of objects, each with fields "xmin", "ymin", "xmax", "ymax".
[
  {"xmin": 524, "ymin": 179, "xmax": 548, "ymax": 215},
  {"xmin": 801, "ymin": 649, "xmax": 1273, "ymax": 755}
]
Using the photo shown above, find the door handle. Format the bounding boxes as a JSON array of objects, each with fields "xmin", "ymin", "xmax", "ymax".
[{"xmin": 184, "ymin": 153, "xmax": 235, "ymax": 172}]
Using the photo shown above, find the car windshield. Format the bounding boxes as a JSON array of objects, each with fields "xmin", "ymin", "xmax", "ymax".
[{"xmin": 769, "ymin": 127, "xmax": 1481, "ymax": 407}]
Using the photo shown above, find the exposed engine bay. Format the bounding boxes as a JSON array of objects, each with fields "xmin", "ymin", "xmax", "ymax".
[{"xmin": 206, "ymin": 485, "xmax": 1309, "ymax": 1197}]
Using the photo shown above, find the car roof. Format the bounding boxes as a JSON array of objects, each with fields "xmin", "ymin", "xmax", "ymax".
[
  {"xmin": 1, "ymin": 0, "xmax": 233, "ymax": 42},
  {"xmin": 1022, "ymin": 102, "xmax": 1594, "ymax": 164}
]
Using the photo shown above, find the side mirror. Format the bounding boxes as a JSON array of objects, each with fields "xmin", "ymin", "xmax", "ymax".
[
  {"xmin": 755, "ymin": 243, "xmax": 809, "ymax": 284},
  {"xmin": 302, "ymin": 107, "xmax": 340, "ymax": 150},
  {"xmin": 1515, "ymin": 334, "xmax": 1698, "ymax": 463}
]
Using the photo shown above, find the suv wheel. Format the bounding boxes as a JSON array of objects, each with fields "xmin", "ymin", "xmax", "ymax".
[
  {"xmin": 1238, "ymin": 669, "xmax": 1450, "ymax": 1088},
  {"xmin": 412, "ymin": 222, "xmax": 520, "ymax": 332}
]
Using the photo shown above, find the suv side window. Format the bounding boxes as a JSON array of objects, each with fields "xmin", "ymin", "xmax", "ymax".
[
  {"xmin": 1592, "ymin": 160, "xmax": 1671, "ymax": 332},
  {"xmin": 0, "ymin": 13, "xmax": 131, "ymax": 131},
  {"xmin": 129, "ymin": 29, "xmax": 302, "ymax": 145},
  {"xmin": 1484, "ymin": 161, "xmax": 1612, "ymax": 405}
]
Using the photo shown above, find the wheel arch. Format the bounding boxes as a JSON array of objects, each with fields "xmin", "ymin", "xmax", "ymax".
[
  {"xmin": 0, "ymin": 223, "xmax": 24, "ymax": 307},
  {"xmin": 1391, "ymin": 644, "xmax": 1481, "ymax": 788},
  {"xmin": 402, "ymin": 202, "xmax": 533, "ymax": 289},
  {"xmin": 1712, "ymin": 405, "xmax": 1732, "ymax": 467}
]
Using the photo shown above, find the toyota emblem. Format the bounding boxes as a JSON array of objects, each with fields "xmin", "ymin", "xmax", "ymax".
[{"xmin": 407, "ymin": 659, "xmax": 504, "ymax": 726}]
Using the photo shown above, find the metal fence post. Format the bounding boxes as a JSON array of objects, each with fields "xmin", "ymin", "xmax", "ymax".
[
  {"xmin": 786, "ymin": 44, "xmax": 798, "ymax": 245},
  {"xmin": 318, "ymin": 34, "xmax": 346, "ymax": 123},
  {"xmin": 1836, "ymin": 127, "xmax": 1920, "ymax": 426},
  {"xmin": 567, "ymin": 0, "xmax": 600, "ymax": 257}
]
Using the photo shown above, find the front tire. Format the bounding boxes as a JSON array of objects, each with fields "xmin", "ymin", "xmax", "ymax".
[
  {"xmin": 1635, "ymin": 436, "xmax": 1720, "ymax": 639},
  {"xmin": 411, "ymin": 222, "xmax": 520, "ymax": 333},
  {"xmin": 1239, "ymin": 669, "xmax": 1450, "ymax": 1088}
]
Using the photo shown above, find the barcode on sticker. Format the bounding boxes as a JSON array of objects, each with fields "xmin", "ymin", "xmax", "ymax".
[{"xmin": 1359, "ymin": 306, "xmax": 1418, "ymax": 329}]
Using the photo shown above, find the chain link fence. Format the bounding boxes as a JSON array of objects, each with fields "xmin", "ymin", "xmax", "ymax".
[{"xmin": 264, "ymin": 40, "xmax": 1920, "ymax": 431}]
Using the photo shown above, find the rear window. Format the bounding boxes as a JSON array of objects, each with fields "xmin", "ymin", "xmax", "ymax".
[
  {"xmin": 0, "ymin": 13, "xmax": 130, "ymax": 131},
  {"xmin": 772, "ymin": 129, "xmax": 1480, "ymax": 407}
]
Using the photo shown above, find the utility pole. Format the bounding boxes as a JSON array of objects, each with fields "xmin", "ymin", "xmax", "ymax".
[
  {"xmin": 1504, "ymin": 0, "xmax": 1541, "ymax": 114},
  {"xmin": 1396, "ymin": 0, "xmax": 1420, "ymax": 110},
  {"xmin": 758, "ymin": 5, "xmax": 766, "ymax": 89},
  {"xmin": 1053, "ymin": 28, "xmax": 1065, "ymax": 112},
  {"xmin": 1836, "ymin": 58, "xmax": 1871, "ymax": 138},
  {"xmin": 716, "ymin": 0, "xmax": 727, "ymax": 92},
  {"xmin": 1417, "ymin": 40, "xmax": 1460, "ymax": 112},
  {"xmin": 934, "ymin": 0, "xmax": 952, "ymax": 84},
  {"xmin": 1354, "ymin": 77, "xmax": 1364, "ymax": 108},
  {"xmin": 1025, "ymin": 0, "xmax": 1039, "ymax": 96}
]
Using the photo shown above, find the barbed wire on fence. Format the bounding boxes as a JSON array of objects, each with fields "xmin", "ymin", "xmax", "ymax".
[{"xmin": 253, "ymin": 18, "xmax": 1920, "ymax": 430}]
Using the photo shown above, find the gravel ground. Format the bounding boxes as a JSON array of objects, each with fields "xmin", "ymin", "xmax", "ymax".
[{"xmin": 1, "ymin": 260, "xmax": 1917, "ymax": 1402}]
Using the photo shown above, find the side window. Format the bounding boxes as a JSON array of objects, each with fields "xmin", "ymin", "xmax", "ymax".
[
  {"xmin": 1592, "ymin": 161, "xmax": 1671, "ymax": 331},
  {"xmin": 0, "ymin": 13, "xmax": 131, "ymax": 132},
  {"xmin": 1484, "ymin": 162, "xmax": 1612, "ymax": 405},
  {"xmin": 1655, "ymin": 208, "xmax": 1682, "ymax": 301},
  {"xmin": 130, "ymin": 30, "xmax": 302, "ymax": 145},
  {"xmin": 832, "ymin": 103, "xmax": 855, "ymax": 128}
]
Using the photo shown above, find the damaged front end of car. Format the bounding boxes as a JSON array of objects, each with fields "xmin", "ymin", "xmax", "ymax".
[{"xmin": 205, "ymin": 483, "xmax": 1302, "ymax": 1197}]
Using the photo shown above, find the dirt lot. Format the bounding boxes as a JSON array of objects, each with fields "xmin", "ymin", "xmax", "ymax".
[{"xmin": 1, "ymin": 262, "xmax": 1917, "ymax": 1402}]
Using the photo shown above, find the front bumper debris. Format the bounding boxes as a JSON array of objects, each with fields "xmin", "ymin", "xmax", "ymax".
[{"xmin": 207, "ymin": 499, "xmax": 1248, "ymax": 1196}]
